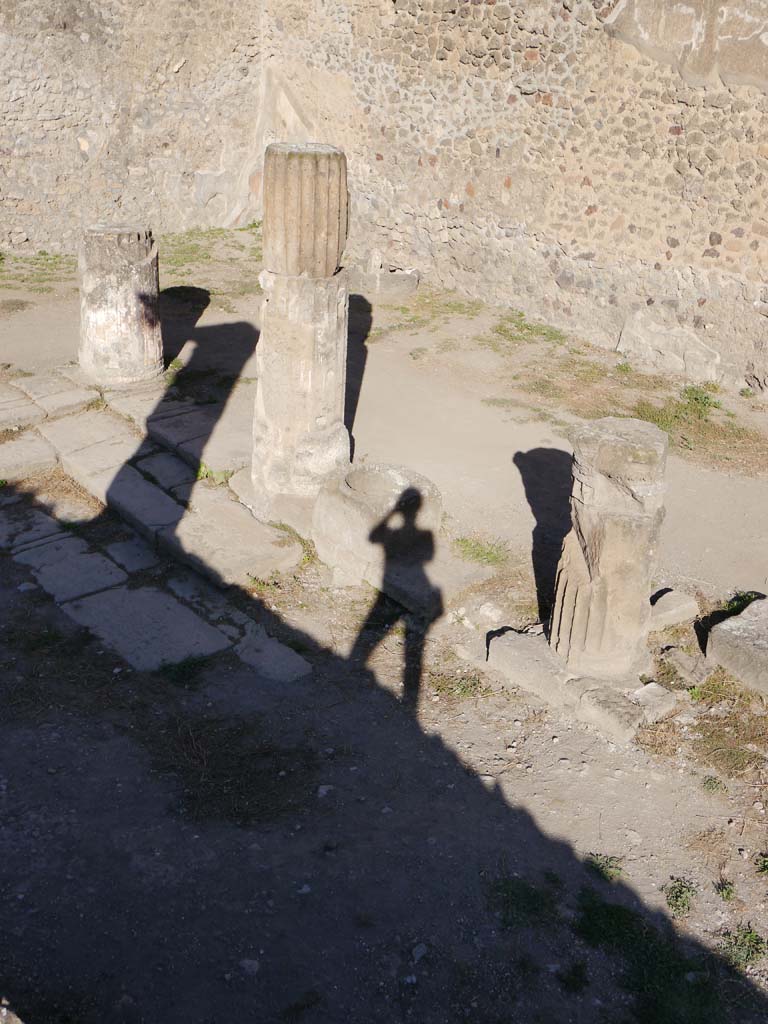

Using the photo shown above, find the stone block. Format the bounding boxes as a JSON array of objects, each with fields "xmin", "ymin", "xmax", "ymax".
[
  {"xmin": 0, "ymin": 507, "xmax": 61, "ymax": 552},
  {"xmin": 136, "ymin": 452, "xmax": 197, "ymax": 490},
  {"xmin": 105, "ymin": 535, "xmax": 159, "ymax": 572},
  {"xmin": 576, "ymin": 686, "xmax": 646, "ymax": 745},
  {"xmin": 158, "ymin": 485, "xmax": 302, "ymax": 586},
  {"xmin": 148, "ymin": 407, "xmax": 220, "ymax": 451},
  {"xmin": 235, "ymin": 621, "xmax": 312, "ymax": 682},
  {"xmin": 550, "ymin": 418, "xmax": 667, "ymax": 678},
  {"xmin": 650, "ymin": 589, "xmax": 700, "ymax": 630},
  {"xmin": 0, "ymin": 397, "xmax": 46, "ymax": 431},
  {"xmin": 38, "ymin": 409, "xmax": 138, "ymax": 456},
  {"xmin": 14, "ymin": 536, "xmax": 127, "ymax": 602},
  {"xmin": 89, "ymin": 465, "xmax": 184, "ymax": 536},
  {"xmin": 61, "ymin": 586, "xmax": 231, "ymax": 670},
  {"xmin": 617, "ymin": 308, "xmax": 721, "ymax": 382},
  {"xmin": 0, "ymin": 432, "xmax": 57, "ymax": 481},
  {"xmin": 631, "ymin": 681, "xmax": 679, "ymax": 722},
  {"xmin": 11, "ymin": 373, "xmax": 97, "ymax": 417},
  {"xmin": 707, "ymin": 598, "xmax": 768, "ymax": 695},
  {"xmin": 60, "ymin": 438, "xmax": 142, "ymax": 491},
  {"xmin": 311, "ymin": 463, "xmax": 444, "ymax": 614},
  {"xmin": 105, "ymin": 385, "xmax": 190, "ymax": 427}
]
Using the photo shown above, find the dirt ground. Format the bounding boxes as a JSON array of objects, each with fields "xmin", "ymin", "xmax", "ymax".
[{"xmin": 2, "ymin": 230, "xmax": 768, "ymax": 1023}]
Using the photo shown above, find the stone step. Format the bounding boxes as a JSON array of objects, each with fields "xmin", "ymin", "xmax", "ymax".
[
  {"xmin": 38, "ymin": 408, "xmax": 302, "ymax": 587},
  {"xmin": 0, "ymin": 432, "xmax": 57, "ymax": 482},
  {"xmin": 10, "ymin": 372, "xmax": 97, "ymax": 418}
]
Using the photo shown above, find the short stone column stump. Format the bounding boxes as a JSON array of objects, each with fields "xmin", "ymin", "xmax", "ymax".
[{"xmin": 78, "ymin": 225, "xmax": 163, "ymax": 387}]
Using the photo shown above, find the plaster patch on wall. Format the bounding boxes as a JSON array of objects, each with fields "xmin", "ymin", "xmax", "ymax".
[{"xmin": 606, "ymin": 0, "xmax": 768, "ymax": 92}]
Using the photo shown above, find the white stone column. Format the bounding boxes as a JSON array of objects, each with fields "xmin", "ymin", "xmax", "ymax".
[
  {"xmin": 78, "ymin": 225, "xmax": 163, "ymax": 387},
  {"xmin": 251, "ymin": 144, "xmax": 351, "ymax": 527},
  {"xmin": 549, "ymin": 417, "xmax": 668, "ymax": 678}
]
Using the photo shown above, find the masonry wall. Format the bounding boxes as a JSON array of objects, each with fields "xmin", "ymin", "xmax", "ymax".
[
  {"xmin": 3, "ymin": 1, "xmax": 768, "ymax": 384},
  {"xmin": 0, "ymin": 0, "xmax": 264, "ymax": 250}
]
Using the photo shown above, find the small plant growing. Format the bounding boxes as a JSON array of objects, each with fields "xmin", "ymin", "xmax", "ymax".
[
  {"xmin": 702, "ymin": 775, "xmax": 727, "ymax": 794},
  {"xmin": 586, "ymin": 853, "xmax": 624, "ymax": 883},
  {"xmin": 616, "ymin": 360, "xmax": 632, "ymax": 375},
  {"xmin": 754, "ymin": 852, "xmax": 768, "ymax": 876},
  {"xmin": 662, "ymin": 876, "xmax": 697, "ymax": 918},
  {"xmin": 718, "ymin": 924, "xmax": 767, "ymax": 970},
  {"xmin": 714, "ymin": 877, "xmax": 735, "ymax": 902},
  {"xmin": 453, "ymin": 535, "xmax": 508, "ymax": 567}
]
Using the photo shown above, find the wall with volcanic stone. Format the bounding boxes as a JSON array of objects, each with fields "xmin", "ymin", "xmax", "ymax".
[{"xmin": 3, "ymin": 0, "xmax": 768, "ymax": 383}]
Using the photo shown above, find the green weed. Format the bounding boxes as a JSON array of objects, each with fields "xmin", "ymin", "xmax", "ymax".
[
  {"xmin": 574, "ymin": 887, "xmax": 718, "ymax": 1022},
  {"xmin": 714, "ymin": 877, "xmax": 735, "ymax": 902},
  {"xmin": 662, "ymin": 876, "xmax": 697, "ymax": 918},
  {"xmin": 702, "ymin": 775, "xmax": 727, "ymax": 794},
  {"xmin": 430, "ymin": 669, "xmax": 489, "ymax": 700},
  {"xmin": 718, "ymin": 924, "xmax": 767, "ymax": 970},
  {"xmin": 586, "ymin": 852, "xmax": 624, "ymax": 883},
  {"xmin": 453, "ymin": 536, "xmax": 508, "ymax": 567}
]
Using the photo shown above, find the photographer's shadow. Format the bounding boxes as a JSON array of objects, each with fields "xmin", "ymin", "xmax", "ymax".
[{"xmin": 350, "ymin": 487, "xmax": 443, "ymax": 708}]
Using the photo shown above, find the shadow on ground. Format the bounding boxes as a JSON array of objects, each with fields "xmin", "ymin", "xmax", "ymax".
[{"xmin": 0, "ymin": 304, "xmax": 765, "ymax": 1024}]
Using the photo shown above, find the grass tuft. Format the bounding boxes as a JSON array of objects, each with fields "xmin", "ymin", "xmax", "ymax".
[
  {"xmin": 453, "ymin": 535, "xmax": 508, "ymax": 567},
  {"xmin": 718, "ymin": 924, "xmax": 767, "ymax": 970},
  {"xmin": 586, "ymin": 852, "xmax": 623, "ymax": 882},
  {"xmin": 662, "ymin": 876, "xmax": 697, "ymax": 918}
]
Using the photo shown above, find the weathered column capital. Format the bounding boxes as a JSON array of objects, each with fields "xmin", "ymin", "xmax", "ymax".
[{"xmin": 262, "ymin": 143, "xmax": 348, "ymax": 279}]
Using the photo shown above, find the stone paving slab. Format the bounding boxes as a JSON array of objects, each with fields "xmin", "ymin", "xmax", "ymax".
[
  {"xmin": 106, "ymin": 535, "xmax": 160, "ymax": 572},
  {"xmin": 10, "ymin": 373, "xmax": 97, "ymax": 418},
  {"xmin": 147, "ymin": 407, "xmax": 221, "ymax": 453},
  {"xmin": 0, "ymin": 506, "xmax": 62, "ymax": 552},
  {"xmin": 38, "ymin": 409, "xmax": 139, "ymax": 456},
  {"xmin": 158, "ymin": 484, "xmax": 302, "ymax": 586},
  {"xmin": 0, "ymin": 398, "xmax": 46, "ymax": 431},
  {"xmin": 708, "ymin": 598, "xmax": 768, "ymax": 695},
  {"xmin": 61, "ymin": 437, "xmax": 146, "ymax": 485},
  {"xmin": 0, "ymin": 432, "xmax": 57, "ymax": 482},
  {"xmin": 235, "ymin": 621, "xmax": 312, "ymax": 681},
  {"xmin": 176, "ymin": 390, "xmax": 252, "ymax": 474},
  {"xmin": 136, "ymin": 452, "xmax": 197, "ymax": 490},
  {"xmin": 61, "ymin": 586, "xmax": 231, "ymax": 671},
  {"xmin": 14, "ymin": 535, "xmax": 127, "ymax": 603},
  {"xmin": 87, "ymin": 465, "xmax": 184, "ymax": 536},
  {"xmin": 106, "ymin": 386, "xmax": 194, "ymax": 427}
]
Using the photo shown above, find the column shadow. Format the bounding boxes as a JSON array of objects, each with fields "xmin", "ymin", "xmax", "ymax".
[
  {"xmin": 513, "ymin": 447, "xmax": 574, "ymax": 626},
  {"xmin": 345, "ymin": 293, "xmax": 373, "ymax": 460},
  {"xmin": 0, "ymin": 318, "xmax": 767, "ymax": 1023}
]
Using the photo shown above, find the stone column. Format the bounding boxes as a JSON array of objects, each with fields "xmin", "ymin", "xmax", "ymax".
[
  {"xmin": 549, "ymin": 417, "xmax": 668, "ymax": 678},
  {"xmin": 78, "ymin": 225, "xmax": 163, "ymax": 387},
  {"xmin": 251, "ymin": 143, "xmax": 351, "ymax": 528}
]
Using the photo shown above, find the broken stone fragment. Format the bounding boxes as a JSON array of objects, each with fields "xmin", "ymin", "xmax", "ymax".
[
  {"xmin": 707, "ymin": 597, "xmax": 768, "ymax": 696},
  {"xmin": 650, "ymin": 589, "xmax": 700, "ymax": 630},
  {"xmin": 549, "ymin": 417, "xmax": 668, "ymax": 679}
]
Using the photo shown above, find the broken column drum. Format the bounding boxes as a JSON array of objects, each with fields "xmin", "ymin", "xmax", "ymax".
[
  {"xmin": 78, "ymin": 225, "xmax": 163, "ymax": 387},
  {"xmin": 251, "ymin": 143, "xmax": 351, "ymax": 522},
  {"xmin": 549, "ymin": 417, "xmax": 668, "ymax": 678}
]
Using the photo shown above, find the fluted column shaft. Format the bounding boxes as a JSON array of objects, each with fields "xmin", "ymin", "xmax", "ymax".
[{"xmin": 549, "ymin": 418, "xmax": 668, "ymax": 678}]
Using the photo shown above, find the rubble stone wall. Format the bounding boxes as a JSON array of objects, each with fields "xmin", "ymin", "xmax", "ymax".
[{"xmin": 3, "ymin": 0, "xmax": 768, "ymax": 381}]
